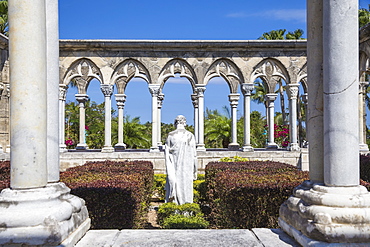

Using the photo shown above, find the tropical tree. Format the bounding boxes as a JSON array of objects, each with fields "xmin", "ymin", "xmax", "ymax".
[
  {"xmin": 285, "ymin": 29, "xmax": 304, "ymax": 40},
  {"xmin": 204, "ymin": 107, "xmax": 231, "ymax": 148},
  {"xmin": 124, "ymin": 116, "xmax": 151, "ymax": 149},
  {"xmin": 0, "ymin": 0, "xmax": 8, "ymax": 36},
  {"xmin": 359, "ymin": 5, "xmax": 370, "ymax": 28},
  {"xmin": 258, "ymin": 29, "xmax": 287, "ymax": 40}
]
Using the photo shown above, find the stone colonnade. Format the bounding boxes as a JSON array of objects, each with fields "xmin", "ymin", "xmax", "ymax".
[
  {"xmin": 59, "ymin": 41, "xmax": 310, "ymax": 152},
  {"xmin": 0, "ymin": 0, "xmax": 89, "ymax": 245},
  {"xmin": 279, "ymin": 0, "xmax": 370, "ymax": 245}
]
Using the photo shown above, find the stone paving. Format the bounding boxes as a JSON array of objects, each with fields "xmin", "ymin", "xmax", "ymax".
[{"xmin": 74, "ymin": 228, "xmax": 300, "ymax": 247}]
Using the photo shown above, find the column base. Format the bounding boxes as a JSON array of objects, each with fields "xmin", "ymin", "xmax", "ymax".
[
  {"xmin": 279, "ymin": 181, "xmax": 370, "ymax": 245},
  {"xmin": 0, "ymin": 182, "xmax": 90, "ymax": 246},
  {"xmin": 101, "ymin": 146, "xmax": 114, "ymax": 153},
  {"xmin": 287, "ymin": 143, "xmax": 300, "ymax": 151},
  {"xmin": 114, "ymin": 143, "xmax": 126, "ymax": 151},
  {"xmin": 228, "ymin": 143, "xmax": 240, "ymax": 151},
  {"xmin": 359, "ymin": 143, "xmax": 369, "ymax": 152},
  {"xmin": 196, "ymin": 144, "xmax": 206, "ymax": 152},
  {"xmin": 242, "ymin": 145, "xmax": 254, "ymax": 152},
  {"xmin": 150, "ymin": 147, "xmax": 160, "ymax": 152},
  {"xmin": 60, "ymin": 144, "xmax": 68, "ymax": 153},
  {"xmin": 76, "ymin": 143, "xmax": 88, "ymax": 150},
  {"xmin": 266, "ymin": 142, "xmax": 278, "ymax": 149}
]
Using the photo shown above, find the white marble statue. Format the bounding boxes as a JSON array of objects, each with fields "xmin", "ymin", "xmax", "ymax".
[{"xmin": 164, "ymin": 115, "xmax": 198, "ymax": 205}]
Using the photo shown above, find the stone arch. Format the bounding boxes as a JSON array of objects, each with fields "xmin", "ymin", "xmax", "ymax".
[
  {"xmin": 62, "ymin": 58, "xmax": 103, "ymax": 94},
  {"xmin": 158, "ymin": 58, "xmax": 197, "ymax": 90},
  {"xmin": 250, "ymin": 58, "xmax": 290, "ymax": 93},
  {"xmin": 359, "ymin": 51, "xmax": 370, "ymax": 81},
  {"xmin": 111, "ymin": 59, "xmax": 151, "ymax": 94},
  {"xmin": 204, "ymin": 58, "xmax": 244, "ymax": 94},
  {"xmin": 297, "ymin": 63, "xmax": 308, "ymax": 93}
]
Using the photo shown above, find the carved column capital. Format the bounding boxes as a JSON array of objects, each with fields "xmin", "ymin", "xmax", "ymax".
[
  {"xmin": 75, "ymin": 94, "xmax": 89, "ymax": 105},
  {"xmin": 265, "ymin": 93, "xmax": 277, "ymax": 102},
  {"xmin": 228, "ymin": 93, "xmax": 240, "ymax": 107},
  {"xmin": 59, "ymin": 84, "xmax": 67, "ymax": 101},
  {"xmin": 100, "ymin": 84, "xmax": 114, "ymax": 97},
  {"xmin": 157, "ymin": 93, "xmax": 165, "ymax": 108},
  {"xmin": 359, "ymin": 81, "xmax": 369, "ymax": 94},
  {"xmin": 301, "ymin": 93, "xmax": 308, "ymax": 105},
  {"xmin": 287, "ymin": 84, "xmax": 300, "ymax": 100},
  {"xmin": 148, "ymin": 84, "xmax": 161, "ymax": 97},
  {"xmin": 241, "ymin": 83, "xmax": 254, "ymax": 96},
  {"xmin": 115, "ymin": 94, "xmax": 126, "ymax": 108},
  {"xmin": 195, "ymin": 86, "xmax": 206, "ymax": 97},
  {"xmin": 191, "ymin": 94, "xmax": 199, "ymax": 108},
  {"xmin": 5, "ymin": 84, "xmax": 9, "ymax": 98}
]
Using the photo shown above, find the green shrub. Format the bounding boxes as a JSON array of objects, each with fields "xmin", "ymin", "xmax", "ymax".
[
  {"xmin": 61, "ymin": 160, "xmax": 153, "ymax": 229},
  {"xmin": 162, "ymin": 214, "xmax": 209, "ymax": 229},
  {"xmin": 205, "ymin": 161, "xmax": 309, "ymax": 229},
  {"xmin": 153, "ymin": 174, "xmax": 167, "ymax": 200},
  {"xmin": 157, "ymin": 202, "xmax": 209, "ymax": 229},
  {"xmin": 219, "ymin": 156, "xmax": 249, "ymax": 162}
]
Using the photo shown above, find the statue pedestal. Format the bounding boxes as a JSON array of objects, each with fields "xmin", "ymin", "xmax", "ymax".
[
  {"xmin": 0, "ymin": 182, "xmax": 90, "ymax": 246},
  {"xmin": 279, "ymin": 181, "xmax": 370, "ymax": 246}
]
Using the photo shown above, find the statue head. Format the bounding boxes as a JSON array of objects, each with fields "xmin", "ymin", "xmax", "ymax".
[{"xmin": 174, "ymin": 115, "xmax": 187, "ymax": 127}]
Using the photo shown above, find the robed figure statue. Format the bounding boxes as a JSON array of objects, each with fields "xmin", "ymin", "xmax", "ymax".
[{"xmin": 164, "ymin": 115, "xmax": 198, "ymax": 205}]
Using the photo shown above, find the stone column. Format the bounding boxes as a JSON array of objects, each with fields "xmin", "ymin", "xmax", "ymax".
[
  {"xmin": 149, "ymin": 84, "xmax": 160, "ymax": 152},
  {"xmin": 287, "ymin": 84, "xmax": 300, "ymax": 151},
  {"xmin": 196, "ymin": 86, "xmax": 206, "ymax": 151},
  {"xmin": 301, "ymin": 93, "xmax": 308, "ymax": 148},
  {"xmin": 280, "ymin": 0, "xmax": 370, "ymax": 245},
  {"xmin": 59, "ymin": 84, "xmax": 67, "ymax": 152},
  {"xmin": 157, "ymin": 93, "xmax": 164, "ymax": 147},
  {"xmin": 265, "ymin": 93, "xmax": 278, "ymax": 149},
  {"xmin": 101, "ymin": 84, "xmax": 114, "ymax": 153},
  {"xmin": 359, "ymin": 81, "xmax": 369, "ymax": 152},
  {"xmin": 228, "ymin": 93, "xmax": 240, "ymax": 150},
  {"xmin": 0, "ymin": 83, "xmax": 3, "ymax": 153},
  {"xmin": 241, "ymin": 83, "xmax": 254, "ymax": 152},
  {"xmin": 75, "ymin": 94, "xmax": 89, "ymax": 150},
  {"xmin": 191, "ymin": 93, "xmax": 199, "ymax": 144},
  {"xmin": 0, "ymin": 1, "xmax": 90, "ymax": 245},
  {"xmin": 46, "ymin": 0, "xmax": 60, "ymax": 183},
  {"xmin": 114, "ymin": 94, "xmax": 126, "ymax": 150},
  {"xmin": 307, "ymin": 0, "xmax": 324, "ymax": 183}
]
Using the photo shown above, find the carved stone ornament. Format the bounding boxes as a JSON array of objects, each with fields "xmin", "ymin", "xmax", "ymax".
[
  {"xmin": 100, "ymin": 84, "xmax": 114, "ymax": 97},
  {"xmin": 195, "ymin": 86, "xmax": 206, "ymax": 97},
  {"xmin": 157, "ymin": 93, "xmax": 165, "ymax": 108},
  {"xmin": 59, "ymin": 85, "xmax": 67, "ymax": 101},
  {"xmin": 115, "ymin": 94, "xmax": 126, "ymax": 108},
  {"xmin": 287, "ymin": 84, "xmax": 299, "ymax": 99},
  {"xmin": 148, "ymin": 85, "xmax": 160, "ymax": 96},
  {"xmin": 0, "ymin": 83, "xmax": 4, "ymax": 97},
  {"xmin": 191, "ymin": 94, "xmax": 199, "ymax": 108},
  {"xmin": 241, "ymin": 83, "xmax": 254, "ymax": 96}
]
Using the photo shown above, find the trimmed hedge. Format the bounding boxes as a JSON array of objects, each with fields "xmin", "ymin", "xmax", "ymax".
[
  {"xmin": 205, "ymin": 161, "xmax": 309, "ymax": 229},
  {"xmin": 0, "ymin": 161, "xmax": 9, "ymax": 190},
  {"xmin": 360, "ymin": 155, "xmax": 370, "ymax": 182},
  {"xmin": 60, "ymin": 160, "xmax": 154, "ymax": 229}
]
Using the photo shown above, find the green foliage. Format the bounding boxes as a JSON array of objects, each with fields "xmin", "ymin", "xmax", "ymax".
[
  {"xmin": 359, "ymin": 6, "xmax": 370, "ymax": 28},
  {"xmin": 60, "ymin": 160, "xmax": 154, "ymax": 229},
  {"xmin": 157, "ymin": 202, "xmax": 208, "ymax": 229},
  {"xmin": 153, "ymin": 174, "xmax": 167, "ymax": 201},
  {"xmin": 205, "ymin": 161, "xmax": 309, "ymax": 229},
  {"xmin": 124, "ymin": 116, "xmax": 151, "ymax": 149},
  {"xmin": 162, "ymin": 214, "xmax": 209, "ymax": 229},
  {"xmin": 193, "ymin": 174, "xmax": 206, "ymax": 202},
  {"xmin": 0, "ymin": 0, "xmax": 7, "ymax": 36},
  {"xmin": 219, "ymin": 156, "xmax": 249, "ymax": 162},
  {"xmin": 204, "ymin": 107, "xmax": 231, "ymax": 148},
  {"xmin": 258, "ymin": 29, "xmax": 304, "ymax": 40}
]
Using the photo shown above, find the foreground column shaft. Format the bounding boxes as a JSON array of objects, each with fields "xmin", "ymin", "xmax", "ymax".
[
  {"xmin": 9, "ymin": 0, "xmax": 47, "ymax": 189},
  {"xmin": 323, "ymin": 0, "xmax": 359, "ymax": 186},
  {"xmin": 242, "ymin": 84, "xmax": 254, "ymax": 151},
  {"xmin": 307, "ymin": 0, "xmax": 324, "ymax": 183},
  {"xmin": 46, "ymin": 0, "xmax": 60, "ymax": 182}
]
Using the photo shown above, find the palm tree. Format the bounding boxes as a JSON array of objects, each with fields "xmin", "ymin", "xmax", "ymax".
[
  {"xmin": 359, "ymin": 5, "xmax": 370, "ymax": 28},
  {"xmin": 285, "ymin": 29, "xmax": 304, "ymax": 40},
  {"xmin": 258, "ymin": 29, "xmax": 286, "ymax": 40},
  {"xmin": 0, "ymin": 0, "xmax": 8, "ymax": 36},
  {"xmin": 123, "ymin": 115, "xmax": 150, "ymax": 149},
  {"xmin": 204, "ymin": 107, "xmax": 231, "ymax": 148}
]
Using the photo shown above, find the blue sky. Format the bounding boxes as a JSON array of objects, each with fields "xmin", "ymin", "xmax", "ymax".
[{"xmin": 59, "ymin": 0, "xmax": 370, "ymax": 125}]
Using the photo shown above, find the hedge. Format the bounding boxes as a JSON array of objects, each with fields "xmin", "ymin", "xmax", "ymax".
[
  {"xmin": 60, "ymin": 160, "xmax": 154, "ymax": 229},
  {"xmin": 205, "ymin": 161, "xmax": 309, "ymax": 229},
  {"xmin": 0, "ymin": 161, "xmax": 9, "ymax": 190}
]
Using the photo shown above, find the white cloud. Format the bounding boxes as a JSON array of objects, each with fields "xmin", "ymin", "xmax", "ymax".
[{"xmin": 226, "ymin": 9, "xmax": 306, "ymax": 23}]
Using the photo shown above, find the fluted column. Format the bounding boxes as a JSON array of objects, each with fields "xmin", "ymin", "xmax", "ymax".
[
  {"xmin": 149, "ymin": 84, "xmax": 160, "ymax": 152},
  {"xmin": 241, "ymin": 83, "xmax": 254, "ymax": 152},
  {"xmin": 359, "ymin": 81, "xmax": 369, "ymax": 152},
  {"xmin": 101, "ymin": 84, "xmax": 114, "ymax": 153},
  {"xmin": 191, "ymin": 93, "xmax": 199, "ymax": 143},
  {"xmin": 228, "ymin": 93, "xmax": 240, "ymax": 150},
  {"xmin": 75, "ymin": 94, "xmax": 89, "ymax": 150},
  {"xmin": 287, "ymin": 84, "xmax": 300, "ymax": 151},
  {"xmin": 265, "ymin": 93, "xmax": 278, "ymax": 149},
  {"xmin": 157, "ymin": 93, "xmax": 164, "ymax": 147},
  {"xmin": 59, "ymin": 84, "xmax": 67, "ymax": 152},
  {"xmin": 196, "ymin": 86, "xmax": 206, "ymax": 151},
  {"xmin": 115, "ymin": 94, "xmax": 126, "ymax": 150}
]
